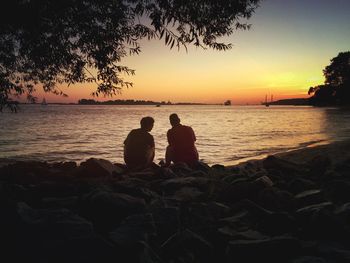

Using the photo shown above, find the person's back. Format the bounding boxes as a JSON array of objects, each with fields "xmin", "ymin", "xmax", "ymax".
[
  {"xmin": 166, "ymin": 114, "xmax": 198, "ymax": 166},
  {"xmin": 124, "ymin": 117, "xmax": 155, "ymax": 170}
]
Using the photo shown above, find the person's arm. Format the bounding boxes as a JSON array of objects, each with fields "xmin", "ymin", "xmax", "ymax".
[{"xmin": 167, "ymin": 129, "xmax": 174, "ymax": 146}]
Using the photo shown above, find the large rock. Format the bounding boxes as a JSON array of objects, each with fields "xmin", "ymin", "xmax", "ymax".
[
  {"xmin": 226, "ymin": 236, "xmax": 301, "ymax": 262},
  {"xmin": 79, "ymin": 190, "xmax": 146, "ymax": 232},
  {"xmin": 161, "ymin": 229, "xmax": 213, "ymax": 262},
  {"xmin": 295, "ymin": 189, "xmax": 326, "ymax": 208},
  {"xmin": 77, "ymin": 158, "xmax": 124, "ymax": 178},
  {"xmin": 263, "ymin": 155, "xmax": 305, "ymax": 176},
  {"xmin": 16, "ymin": 202, "xmax": 116, "ymax": 263}
]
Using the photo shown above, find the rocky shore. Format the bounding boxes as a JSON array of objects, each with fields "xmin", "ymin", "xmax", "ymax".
[{"xmin": 1, "ymin": 141, "xmax": 350, "ymax": 263}]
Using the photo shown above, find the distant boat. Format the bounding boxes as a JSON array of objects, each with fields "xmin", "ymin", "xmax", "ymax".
[
  {"xmin": 156, "ymin": 104, "xmax": 161, "ymax": 107},
  {"xmin": 41, "ymin": 98, "xmax": 47, "ymax": 105},
  {"xmin": 264, "ymin": 95, "xmax": 273, "ymax": 107},
  {"xmin": 224, "ymin": 100, "xmax": 231, "ymax": 106}
]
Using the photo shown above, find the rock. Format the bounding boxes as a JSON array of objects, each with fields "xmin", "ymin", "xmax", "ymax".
[
  {"xmin": 190, "ymin": 202, "xmax": 231, "ymax": 222},
  {"xmin": 226, "ymin": 236, "xmax": 301, "ymax": 262},
  {"xmin": 263, "ymin": 155, "xmax": 305, "ymax": 176},
  {"xmin": 218, "ymin": 180, "xmax": 264, "ymax": 204},
  {"xmin": 151, "ymin": 207, "xmax": 180, "ymax": 243},
  {"xmin": 109, "ymin": 213, "xmax": 156, "ymax": 246},
  {"xmin": 288, "ymin": 178, "xmax": 318, "ymax": 194},
  {"xmin": 16, "ymin": 202, "xmax": 117, "ymax": 263},
  {"xmin": 292, "ymin": 256, "xmax": 327, "ymax": 263},
  {"xmin": 17, "ymin": 202, "xmax": 94, "ymax": 239},
  {"xmin": 159, "ymin": 177, "xmax": 214, "ymax": 194},
  {"xmin": 77, "ymin": 158, "xmax": 123, "ymax": 178},
  {"xmin": 79, "ymin": 190, "xmax": 146, "ymax": 233},
  {"xmin": 257, "ymin": 212, "xmax": 297, "ymax": 236},
  {"xmin": 211, "ymin": 164, "xmax": 226, "ymax": 170},
  {"xmin": 257, "ymin": 187, "xmax": 296, "ymax": 212},
  {"xmin": 218, "ymin": 227, "xmax": 267, "ymax": 240},
  {"xmin": 51, "ymin": 161, "xmax": 77, "ymax": 172},
  {"xmin": 296, "ymin": 202, "xmax": 346, "ymax": 240},
  {"xmin": 169, "ymin": 162, "xmax": 193, "ymax": 175},
  {"xmin": 323, "ymin": 180, "xmax": 350, "ymax": 204},
  {"xmin": 161, "ymin": 229, "xmax": 213, "ymax": 262},
  {"xmin": 308, "ymin": 155, "xmax": 332, "ymax": 176},
  {"xmin": 255, "ymin": 175, "xmax": 274, "ymax": 187},
  {"xmin": 295, "ymin": 189, "xmax": 326, "ymax": 208},
  {"xmin": 170, "ymin": 186, "xmax": 205, "ymax": 202}
]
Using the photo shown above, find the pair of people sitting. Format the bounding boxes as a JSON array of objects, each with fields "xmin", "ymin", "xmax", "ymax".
[{"xmin": 123, "ymin": 113, "xmax": 199, "ymax": 170}]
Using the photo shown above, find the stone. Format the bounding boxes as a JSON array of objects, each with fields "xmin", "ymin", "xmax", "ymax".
[
  {"xmin": 263, "ymin": 155, "xmax": 305, "ymax": 176},
  {"xmin": 323, "ymin": 180, "xmax": 350, "ymax": 204},
  {"xmin": 79, "ymin": 190, "xmax": 146, "ymax": 233},
  {"xmin": 295, "ymin": 189, "xmax": 326, "ymax": 208},
  {"xmin": 226, "ymin": 236, "xmax": 301, "ymax": 262},
  {"xmin": 288, "ymin": 178, "xmax": 318, "ymax": 194},
  {"xmin": 170, "ymin": 186, "xmax": 205, "ymax": 202},
  {"xmin": 308, "ymin": 154, "xmax": 332, "ymax": 176},
  {"xmin": 77, "ymin": 158, "xmax": 123, "ymax": 177},
  {"xmin": 161, "ymin": 229, "xmax": 213, "ymax": 262}
]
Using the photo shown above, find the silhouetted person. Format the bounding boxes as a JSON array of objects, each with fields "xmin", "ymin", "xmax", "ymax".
[
  {"xmin": 124, "ymin": 117, "xmax": 155, "ymax": 170},
  {"xmin": 165, "ymin": 113, "xmax": 199, "ymax": 167}
]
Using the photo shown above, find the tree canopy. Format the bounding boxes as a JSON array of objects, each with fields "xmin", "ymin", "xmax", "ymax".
[
  {"xmin": 308, "ymin": 51, "xmax": 350, "ymax": 106},
  {"xmin": 0, "ymin": 0, "xmax": 261, "ymax": 111}
]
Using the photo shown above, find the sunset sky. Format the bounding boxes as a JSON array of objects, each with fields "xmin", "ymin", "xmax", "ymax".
[{"xmin": 39, "ymin": 0, "xmax": 350, "ymax": 105}]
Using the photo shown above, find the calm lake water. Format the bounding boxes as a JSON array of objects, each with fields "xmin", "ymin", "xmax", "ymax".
[{"xmin": 1, "ymin": 104, "xmax": 350, "ymax": 166}]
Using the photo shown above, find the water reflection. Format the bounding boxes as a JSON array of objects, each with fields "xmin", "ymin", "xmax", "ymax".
[{"xmin": 1, "ymin": 105, "xmax": 350, "ymax": 165}]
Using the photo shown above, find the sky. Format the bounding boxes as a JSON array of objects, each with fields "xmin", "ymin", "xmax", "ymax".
[{"xmin": 39, "ymin": 0, "xmax": 350, "ymax": 105}]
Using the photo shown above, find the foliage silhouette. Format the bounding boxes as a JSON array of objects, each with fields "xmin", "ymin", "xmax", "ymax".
[
  {"xmin": 309, "ymin": 51, "xmax": 350, "ymax": 106},
  {"xmin": 0, "ymin": 0, "xmax": 261, "ymax": 111}
]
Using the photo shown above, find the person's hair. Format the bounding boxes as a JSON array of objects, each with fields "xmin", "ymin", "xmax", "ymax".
[
  {"xmin": 169, "ymin": 113, "xmax": 180, "ymax": 126},
  {"xmin": 140, "ymin": 116, "xmax": 154, "ymax": 129}
]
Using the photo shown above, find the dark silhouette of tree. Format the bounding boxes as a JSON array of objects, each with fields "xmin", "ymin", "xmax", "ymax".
[
  {"xmin": 0, "ymin": 0, "xmax": 261, "ymax": 111},
  {"xmin": 309, "ymin": 51, "xmax": 350, "ymax": 106}
]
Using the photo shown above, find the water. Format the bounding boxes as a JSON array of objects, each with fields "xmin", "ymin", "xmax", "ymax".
[{"xmin": 1, "ymin": 104, "xmax": 350, "ymax": 166}]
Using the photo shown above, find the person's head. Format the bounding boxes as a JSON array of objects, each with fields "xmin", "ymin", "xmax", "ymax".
[
  {"xmin": 169, "ymin": 113, "xmax": 180, "ymax": 127},
  {"xmin": 140, "ymin": 116, "xmax": 154, "ymax": 132}
]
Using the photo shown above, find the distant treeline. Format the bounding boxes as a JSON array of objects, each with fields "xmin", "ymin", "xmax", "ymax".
[
  {"xmin": 267, "ymin": 98, "xmax": 310, "ymax": 106},
  {"xmin": 78, "ymin": 99, "xmax": 207, "ymax": 105}
]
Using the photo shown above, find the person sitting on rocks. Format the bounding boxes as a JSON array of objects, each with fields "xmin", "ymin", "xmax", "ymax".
[
  {"xmin": 124, "ymin": 116, "xmax": 155, "ymax": 170},
  {"xmin": 165, "ymin": 113, "xmax": 199, "ymax": 167}
]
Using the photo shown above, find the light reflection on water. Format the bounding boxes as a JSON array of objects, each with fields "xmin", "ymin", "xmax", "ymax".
[{"xmin": 0, "ymin": 104, "xmax": 349, "ymax": 165}]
